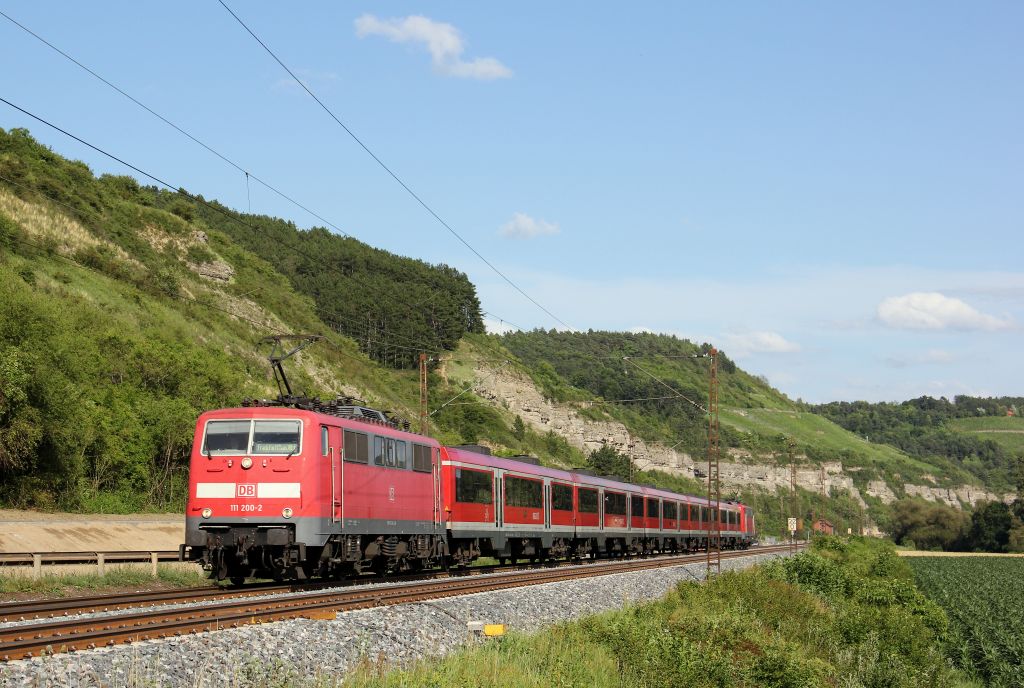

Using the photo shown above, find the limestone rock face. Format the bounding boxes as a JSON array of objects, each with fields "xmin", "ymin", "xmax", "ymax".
[
  {"xmin": 866, "ymin": 481, "xmax": 898, "ymax": 504},
  {"xmin": 461, "ymin": 360, "xmax": 1016, "ymax": 511},
  {"xmin": 188, "ymin": 259, "xmax": 234, "ymax": 282}
]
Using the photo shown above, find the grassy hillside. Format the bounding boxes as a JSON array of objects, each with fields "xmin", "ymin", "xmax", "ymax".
[
  {"xmin": 948, "ymin": 416, "xmax": 1024, "ymax": 456},
  {"xmin": 497, "ymin": 330, "xmax": 985, "ymax": 489},
  {"xmin": 814, "ymin": 398, "xmax": 1023, "ymax": 494},
  {"xmin": 0, "ymin": 128, "xmax": 496, "ymax": 511}
]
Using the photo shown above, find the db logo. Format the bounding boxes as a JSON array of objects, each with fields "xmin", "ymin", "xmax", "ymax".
[
  {"xmin": 388, "ymin": 486, "xmax": 396, "ymax": 502},
  {"xmin": 237, "ymin": 484, "xmax": 256, "ymax": 497}
]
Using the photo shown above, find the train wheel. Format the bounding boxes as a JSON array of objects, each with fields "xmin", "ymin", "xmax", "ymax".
[{"xmin": 229, "ymin": 576, "xmax": 245, "ymax": 586}]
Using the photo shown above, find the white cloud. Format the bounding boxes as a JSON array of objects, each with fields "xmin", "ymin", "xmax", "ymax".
[
  {"xmin": 498, "ymin": 212, "xmax": 560, "ymax": 239},
  {"xmin": 355, "ymin": 14, "xmax": 512, "ymax": 80},
  {"xmin": 883, "ymin": 349, "xmax": 956, "ymax": 368},
  {"xmin": 877, "ymin": 292, "xmax": 1010, "ymax": 331},
  {"xmin": 722, "ymin": 331, "xmax": 801, "ymax": 358}
]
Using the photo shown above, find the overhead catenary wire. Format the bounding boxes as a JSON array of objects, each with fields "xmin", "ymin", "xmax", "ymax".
[
  {"xmin": 429, "ymin": 360, "xmax": 510, "ymax": 417},
  {"xmin": 0, "ymin": 96, "xmax": 466, "ymax": 358},
  {"xmin": 0, "ymin": 9, "xmax": 353, "ymax": 240},
  {"xmin": 0, "ymin": 173, "xmax": 394, "ymax": 374},
  {"xmin": 216, "ymin": 0, "xmax": 575, "ymax": 333},
  {"xmin": 0, "ymin": 9, "xmax": 613, "ymax": 371},
  {"xmin": 0, "ymin": 12, "xmax": 486, "ymax": 356}
]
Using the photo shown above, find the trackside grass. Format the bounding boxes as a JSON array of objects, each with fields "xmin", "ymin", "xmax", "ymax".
[
  {"xmin": 0, "ymin": 564, "xmax": 210, "ymax": 597},
  {"xmin": 337, "ymin": 538, "xmax": 969, "ymax": 688}
]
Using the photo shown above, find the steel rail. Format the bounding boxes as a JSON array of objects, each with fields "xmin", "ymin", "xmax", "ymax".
[
  {"xmin": 0, "ymin": 545, "xmax": 797, "ymax": 661},
  {"xmin": 0, "ymin": 545, "xmax": 761, "ymax": 622}
]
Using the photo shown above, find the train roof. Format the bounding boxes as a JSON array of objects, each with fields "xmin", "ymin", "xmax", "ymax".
[
  {"xmin": 199, "ymin": 407, "xmax": 441, "ymax": 446},
  {"xmin": 442, "ymin": 446, "xmax": 745, "ymax": 510}
]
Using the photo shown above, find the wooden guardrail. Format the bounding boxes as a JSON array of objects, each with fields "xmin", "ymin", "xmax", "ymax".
[{"xmin": 0, "ymin": 551, "xmax": 182, "ymax": 578}]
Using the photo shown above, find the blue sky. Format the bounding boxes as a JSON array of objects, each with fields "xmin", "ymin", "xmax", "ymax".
[{"xmin": 1, "ymin": 2, "xmax": 1021, "ymax": 403}]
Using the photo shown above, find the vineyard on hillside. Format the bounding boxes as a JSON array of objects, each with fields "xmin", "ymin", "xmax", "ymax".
[{"xmin": 907, "ymin": 557, "xmax": 1024, "ymax": 687}]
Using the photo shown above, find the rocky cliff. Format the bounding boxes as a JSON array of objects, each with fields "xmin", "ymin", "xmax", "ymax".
[{"xmin": 458, "ymin": 359, "xmax": 1014, "ymax": 510}]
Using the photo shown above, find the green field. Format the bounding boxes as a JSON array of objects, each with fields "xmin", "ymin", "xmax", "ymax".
[
  {"xmin": 948, "ymin": 417, "xmax": 1024, "ymax": 455},
  {"xmin": 907, "ymin": 556, "xmax": 1024, "ymax": 687}
]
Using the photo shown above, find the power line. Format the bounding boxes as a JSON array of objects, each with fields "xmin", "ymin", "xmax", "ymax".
[
  {"xmin": 1, "ymin": 8, "xmax": 568, "ymax": 360},
  {"xmin": 0, "ymin": 96, "xmax": 464, "ymax": 357},
  {"xmin": 622, "ymin": 356, "xmax": 707, "ymax": 413},
  {"xmin": 216, "ymin": 0, "xmax": 574, "ymax": 333},
  {"xmin": 0, "ymin": 12, "xmax": 486, "ymax": 357},
  {"xmin": 0, "ymin": 174, "xmax": 395, "ymax": 375},
  {"xmin": 0, "ymin": 8, "xmax": 353, "ymax": 240}
]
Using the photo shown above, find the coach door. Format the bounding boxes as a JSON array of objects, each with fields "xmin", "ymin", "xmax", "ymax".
[
  {"xmin": 325, "ymin": 425, "xmax": 342, "ymax": 523},
  {"xmin": 432, "ymin": 447, "xmax": 442, "ymax": 530}
]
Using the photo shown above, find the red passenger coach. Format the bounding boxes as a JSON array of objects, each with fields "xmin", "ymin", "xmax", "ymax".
[{"xmin": 440, "ymin": 445, "xmax": 756, "ymax": 564}]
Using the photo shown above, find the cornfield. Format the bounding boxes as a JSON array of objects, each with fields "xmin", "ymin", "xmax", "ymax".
[{"xmin": 908, "ymin": 557, "xmax": 1024, "ymax": 687}]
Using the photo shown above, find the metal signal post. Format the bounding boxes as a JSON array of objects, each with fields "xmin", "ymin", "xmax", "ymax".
[
  {"xmin": 706, "ymin": 347, "xmax": 721, "ymax": 578},
  {"xmin": 419, "ymin": 353, "xmax": 429, "ymax": 435}
]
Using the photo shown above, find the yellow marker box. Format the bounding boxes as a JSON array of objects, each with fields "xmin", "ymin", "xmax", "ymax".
[{"xmin": 483, "ymin": 624, "xmax": 506, "ymax": 637}]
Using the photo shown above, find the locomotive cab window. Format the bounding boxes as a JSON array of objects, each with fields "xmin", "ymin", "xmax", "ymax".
[
  {"xmin": 578, "ymin": 488, "xmax": 599, "ymax": 514},
  {"xmin": 605, "ymin": 491, "xmax": 626, "ymax": 516},
  {"xmin": 343, "ymin": 430, "xmax": 369, "ymax": 464},
  {"xmin": 631, "ymin": 496, "xmax": 644, "ymax": 518},
  {"xmin": 455, "ymin": 468, "xmax": 493, "ymax": 504},
  {"xmin": 552, "ymin": 483, "xmax": 573, "ymax": 512},
  {"xmin": 201, "ymin": 419, "xmax": 301, "ymax": 456},
  {"xmin": 505, "ymin": 476, "xmax": 542, "ymax": 508},
  {"xmin": 647, "ymin": 499, "xmax": 660, "ymax": 518},
  {"xmin": 251, "ymin": 420, "xmax": 301, "ymax": 455},
  {"xmin": 202, "ymin": 420, "xmax": 250, "ymax": 455},
  {"xmin": 412, "ymin": 444, "xmax": 432, "ymax": 473}
]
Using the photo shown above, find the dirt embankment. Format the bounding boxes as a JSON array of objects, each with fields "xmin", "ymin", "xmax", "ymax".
[{"xmin": 0, "ymin": 510, "xmax": 183, "ymax": 553}]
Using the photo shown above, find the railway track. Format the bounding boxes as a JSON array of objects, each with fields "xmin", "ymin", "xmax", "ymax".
[{"xmin": 0, "ymin": 544, "xmax": 797, "ymax": 662}]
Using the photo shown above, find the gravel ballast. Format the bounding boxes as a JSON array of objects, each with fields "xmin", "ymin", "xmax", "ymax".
[{"xmin": 0, "ymin": 551, "xmax": 790, "ymax": 687}]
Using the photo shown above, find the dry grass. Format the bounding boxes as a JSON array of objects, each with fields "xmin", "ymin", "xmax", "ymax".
[{"xmin": 0, "ymin": 187, "xmax": 133, "ymax": 265}]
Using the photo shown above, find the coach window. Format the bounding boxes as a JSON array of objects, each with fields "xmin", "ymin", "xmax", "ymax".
[
  {"xmin": 505, "ymin": 476, "xmax": 542, "ymax": 508},
  {"xmin": 343, "ymin": 430, "xmax": 369, "ymax": 464},
  {"xmin": 605, "ymin": 491, "xmax": 626, "ymax": 516},
  {"xmin": 647, "ymin": 498, "xmax": 660, "ymax": 519},
  {"xmin": 631, "ymin": 495, "xmax": 644, "ymax": 519},
  {"xmin": 552, "ymin": 483, "xmax": 573, "ymax": 512},
  {"xmin": 578, "ymin": 488, "xmax": 599, "ymax": 514},
  {"xmin": 663, "ymin": 501, "xmax": 677, "ymax": 521},
  {"xmin": 455, "ymin": 468, "xmax": 493, "ymax": 504},
  {"xmin": 412, "ymin": 444, "xmax": 432, "ymax": 473}
]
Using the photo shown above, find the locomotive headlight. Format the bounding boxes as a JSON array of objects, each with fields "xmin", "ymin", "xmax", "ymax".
[
  {"xmin": 282, "ymin": 507, "xmax": 293, "ymax": 519},
  {"xmin": 240, "ymin": 457, "xmax": 253, "ymax": 469},
  {"xmin": 201, "ymin": 508, "xmax": 213, "ymax": 519}
]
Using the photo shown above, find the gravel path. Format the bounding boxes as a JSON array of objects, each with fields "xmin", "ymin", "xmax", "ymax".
[{"xmin": 0, "ymin": 551, "xmax": 789, "ymax": 688}]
